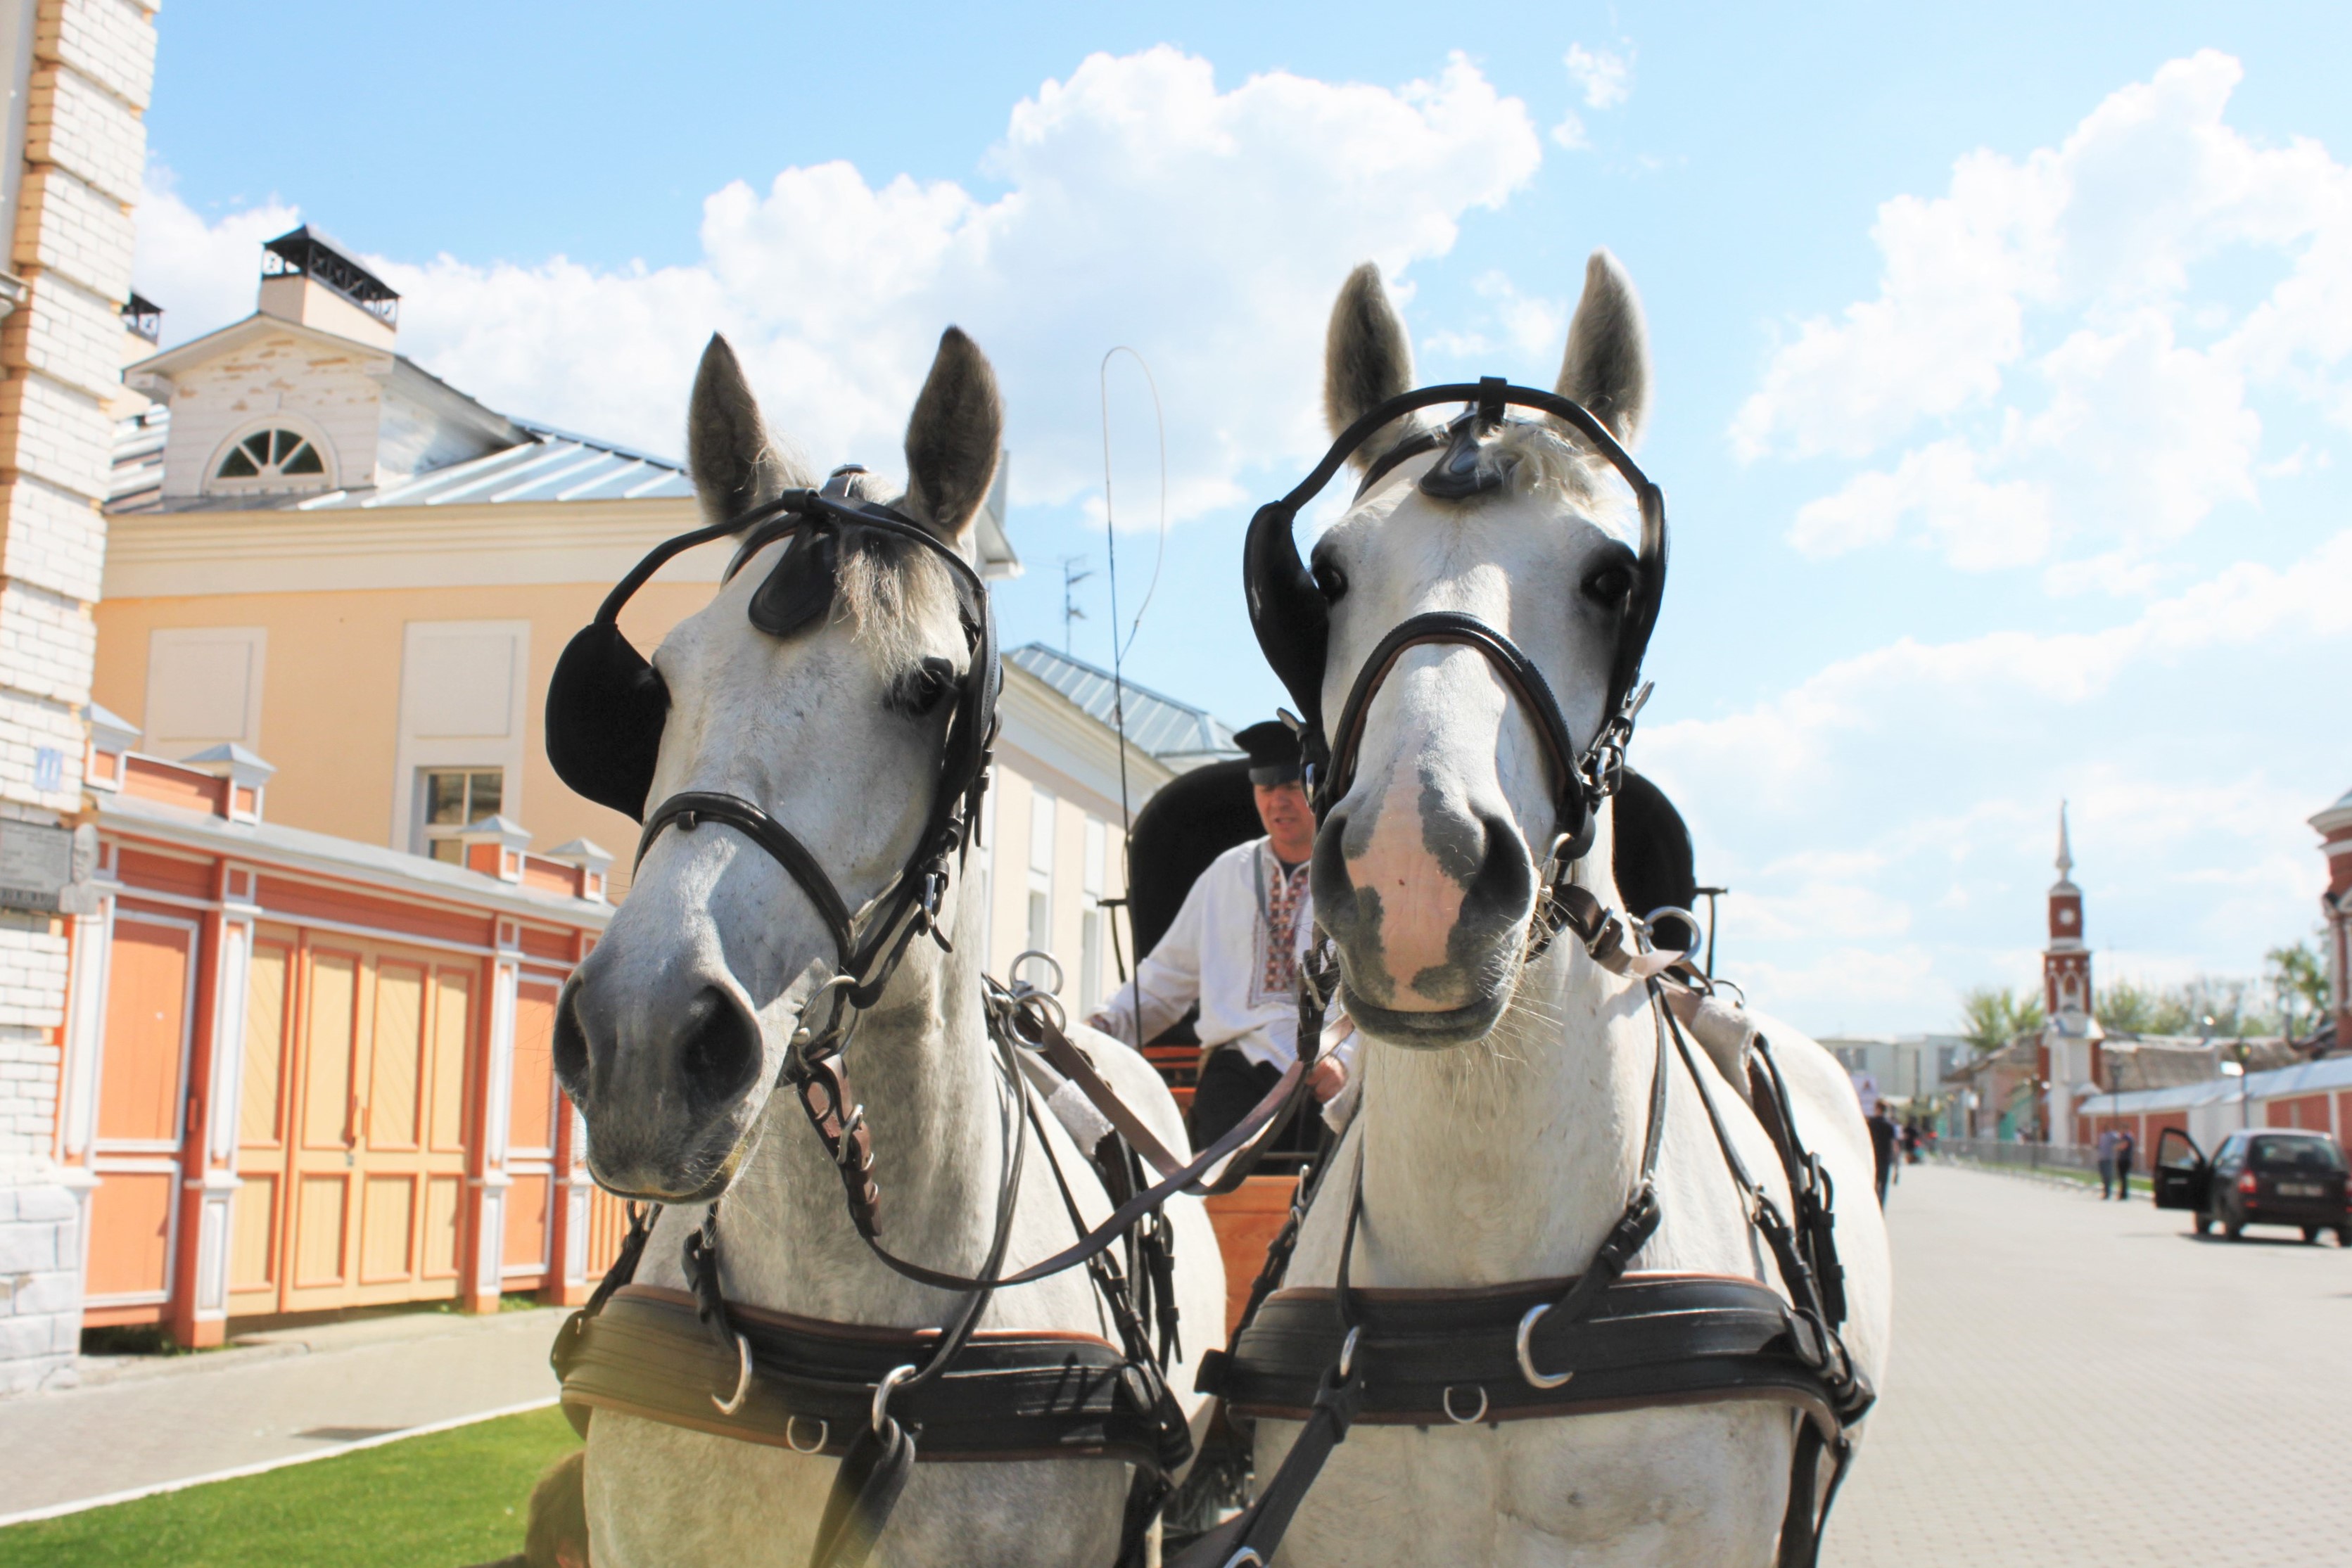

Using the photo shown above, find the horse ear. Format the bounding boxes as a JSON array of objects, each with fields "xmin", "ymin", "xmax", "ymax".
[
  {"xmin": 1324, "ymin": 263, "xmax": 1417, "ymax": 468},
  {"xmin": 687, "ymin": 334, "xmax": 805, "ymax": 530},
  {"xmin": 903, "ymin": 326, "xmax": 1003, "ymax": 539},
  {"xmin": 1555, "ymin": 249, "xmax": 1650, "ymax": 449}
]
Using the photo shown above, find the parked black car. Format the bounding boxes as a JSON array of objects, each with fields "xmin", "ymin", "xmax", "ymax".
[{"xmin": 2154, "ymin": 1126, "xmax": 2352, "ymax": 1243}]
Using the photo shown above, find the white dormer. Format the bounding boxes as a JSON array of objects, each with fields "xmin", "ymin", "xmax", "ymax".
[{"xmin": 123, "ymin": 226, "xmax": 527, "ymax": 507}]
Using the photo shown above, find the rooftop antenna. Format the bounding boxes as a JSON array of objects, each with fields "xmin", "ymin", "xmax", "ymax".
[{"xmin": 1059, "ymin": 555, "xmax": 1093, "ymax": 654}]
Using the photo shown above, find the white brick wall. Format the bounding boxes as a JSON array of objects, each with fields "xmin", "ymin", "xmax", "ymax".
[
  {"xmin": 0, "ymin": 369, "xmax": 112, "ymax": 496},
  {"xmin": 33, "ymin": 0, "xmax": 155, "ymax": 115},
  {"xmin": 0, "ymin": 476, "xmax": 105, "ymax": 602},
  {"xmin": 0, "ymin": 0, "xmax": 155, "ymax": 1383},
  {"xmin": 0, "ymin": 1178, "xmax": 83, "ymax": 1393},
  {"xmin": 11, "ymin": 165, "xmax": 134, "ymax": 301},
  {"xmin": 10, "ymin": 267, "xmax": 134, "ymax": 402},
  {"xmin": 25, "ymin": 60, "xmax": 141, "ymax": 206}
]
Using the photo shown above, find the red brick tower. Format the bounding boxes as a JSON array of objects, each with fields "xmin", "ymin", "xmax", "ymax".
[{"xmin": 2044, "ymin": 803, "xmax": 2091, "ymax": 1021}]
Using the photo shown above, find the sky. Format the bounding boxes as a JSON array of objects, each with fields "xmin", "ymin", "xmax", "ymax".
[{"xmin": 131, "ymin": 2, "xmax": 2352, "ymax": 1036}]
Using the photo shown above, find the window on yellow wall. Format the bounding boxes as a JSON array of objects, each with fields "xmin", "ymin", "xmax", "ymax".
[
  {"xmin": 418, "ymin": 768, "xmax": 504, "ymax": 863},
  {"xmin": 1026, "ymin": 788, "xmax": 1055, "ymax": 965},
  {"xmin": 1080, "ymin": 816, "xmax": 1107, "ymax": 1011}
]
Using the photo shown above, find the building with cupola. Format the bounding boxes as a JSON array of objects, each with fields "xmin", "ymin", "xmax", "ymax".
[{"xmin": 2038, "ymin": 803, "xmax": 2104, "ymax": 1143}]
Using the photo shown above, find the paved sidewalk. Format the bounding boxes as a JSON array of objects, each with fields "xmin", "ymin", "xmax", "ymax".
[
  {"xmin": 0, "ymin": 1305, "xmax": 568, "ymax": 1519},
  {"xmin": 1824, "ymin": 1164, "xmax": 2352, "ymax": 1567}
]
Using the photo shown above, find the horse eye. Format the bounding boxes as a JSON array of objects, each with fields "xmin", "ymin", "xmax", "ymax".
[
  {"xmin": 1311, "ymin": 559, "xmax": 1349, "ymax": 604},
  {"xmin": 1582, "ymin": 563, "xmax": 1634, "ymax": 610},
  {"xmin": 886, "ymin": 658, "xmax": 955, "ymax": 718}
]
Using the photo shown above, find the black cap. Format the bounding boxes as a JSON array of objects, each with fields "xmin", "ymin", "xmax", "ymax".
[{"xmin": 1237, "ymin": 720, "xmax": 1303, "ymax": 786}]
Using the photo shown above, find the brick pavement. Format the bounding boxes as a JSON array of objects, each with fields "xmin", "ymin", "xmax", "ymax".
[
  {"xmin": 1824, "ymin": 1162, "xmax": 2352, "ymax": 1567},
  {"xmin": 0, "ymin": 1305, "xmax": 566, "ymax": 1519}
]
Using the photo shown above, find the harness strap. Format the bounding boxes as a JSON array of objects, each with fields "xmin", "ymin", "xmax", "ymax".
[
  {"xmin": 811, "ymin": 1420, "xmax": 914, "ymax": 1568},
  {"xmin": 1746, "ymin": 1035, "xmax": 1850, "ymax": 1330}
]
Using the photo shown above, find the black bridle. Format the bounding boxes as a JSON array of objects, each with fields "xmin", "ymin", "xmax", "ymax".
[
  {"xmin": 545, "ymin": 473, "xmax": 1001, "ymax": 1020},
  {"xmin": 1242, "ymin": 377, "xmax": 1667, "ymax": 877}
]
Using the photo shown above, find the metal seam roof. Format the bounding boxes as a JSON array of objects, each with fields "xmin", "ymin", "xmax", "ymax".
[
  {"xmin": 106, "ymin": 404, "xmax": 697, "ymax": 514},
  {"xmin": 1005, "ymin": 643, "xmax": 1240, "ymax": 765}
]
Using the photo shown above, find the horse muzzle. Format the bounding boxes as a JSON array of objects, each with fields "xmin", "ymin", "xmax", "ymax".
[
  {"xmin": 1311, "ymin": 789, "xmax": 1535, "ymax": 1050},
  {"xmin": 556, "ymin": 964, "xmax": 770, "ymax": 1202}
]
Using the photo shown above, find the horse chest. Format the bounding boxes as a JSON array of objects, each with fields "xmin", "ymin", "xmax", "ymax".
[{"xmin": 1259, "ymin": 1403, "xmax": 1793, "ymax": 1567}]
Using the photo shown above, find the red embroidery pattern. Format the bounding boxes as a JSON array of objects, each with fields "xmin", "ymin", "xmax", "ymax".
[{"xmin": 1256, "ymin": 855, "xmax": 1310, "ymax": 1006}]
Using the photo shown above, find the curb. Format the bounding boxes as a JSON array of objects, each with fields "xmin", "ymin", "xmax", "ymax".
[{"xmin": 0, "ymin": 1396, "xmax": 561, "ymax": 1529}]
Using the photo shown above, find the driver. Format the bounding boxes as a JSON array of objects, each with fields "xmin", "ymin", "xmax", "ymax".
[{"xmin": 1088, "ymin": 720, "xmax": 1354, "ymax": 1149}]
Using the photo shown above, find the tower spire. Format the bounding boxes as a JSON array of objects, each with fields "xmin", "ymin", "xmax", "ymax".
[{"xmin": 2056, "ymin": 799, "xmax": 2073, "ymax": 879}]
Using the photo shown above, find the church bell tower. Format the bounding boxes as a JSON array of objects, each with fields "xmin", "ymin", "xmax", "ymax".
[{"xmin": 2044, "ymin": 803, "xmax": 2090, "ymax": 1021}]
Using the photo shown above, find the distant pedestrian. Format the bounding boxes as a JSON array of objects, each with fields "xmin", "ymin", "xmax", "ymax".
[
  {"xmin": 1901, "ymin": 1121, "xmax": 1922, "ymax": 1165},
  {"xmin": 2097, "ymin": 1128, "xmax": 2120, "ymax": 1199},
  {"xmin": 1868, "ymin": 1107, "xmax": 1899, "ymax": 1204},
  {"xmin": 2115, "ymin": 1130, "xmax": 2137, "ymax": 1202}
]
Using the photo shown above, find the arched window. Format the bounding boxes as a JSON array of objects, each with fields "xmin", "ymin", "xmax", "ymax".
[
  {"xmin": 216, "ymin": 428, "xmax": 324, "ymax": 480},
  {"xmin": 209, "ymin": 427, "xmax": 331, "ymax": 489}
]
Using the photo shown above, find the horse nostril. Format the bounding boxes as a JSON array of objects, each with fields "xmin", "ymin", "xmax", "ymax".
[
  {"xmin": 1463, "ymin": 812, "xmax": 1535, "ymax": 924},
  {"xmin": 553, "ymin": 988, "xmax": 590, "ymax": 1103},
  {"xmin": 678, "ymin": 987, "xmax": 763, "ymax": 1112}
]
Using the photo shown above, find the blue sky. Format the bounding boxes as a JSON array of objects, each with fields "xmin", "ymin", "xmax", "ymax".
[{"xmin": 136, "ymin": 3, "xmax": 2352, "ymax": 1034}]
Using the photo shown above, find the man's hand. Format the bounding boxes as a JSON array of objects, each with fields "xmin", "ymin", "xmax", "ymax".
[{"xmin": 1310, "ymin": 1055, "xmax": 1348, "ymax": 1104}]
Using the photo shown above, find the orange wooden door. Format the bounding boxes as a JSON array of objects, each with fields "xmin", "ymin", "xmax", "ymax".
[
  {"xmin": 502, "ymin": 979, "xmax": 562, "ymax": 1282},
  {"xmin": 277, "ymin": 941, "xmax": 478, "ymax": 1312},
  {"xmin": 228, "ymin": 933, "xmax": 295, "ymax": 1315},
  {"xmin": 87, "ymin": 914, "xmax": 198, "ymax": 1308}
]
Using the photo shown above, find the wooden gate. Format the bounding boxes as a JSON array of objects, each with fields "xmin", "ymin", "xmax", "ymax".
[
  {"xmin": 85, "ymin": 913, "xmax": 199, "ymax": 1311},
  {"xmin": 229, "ymin": 929, "xmax": 480, "ymax": 1315}
]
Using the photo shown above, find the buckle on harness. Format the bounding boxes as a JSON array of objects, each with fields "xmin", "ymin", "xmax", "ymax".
[{"xmin": 1515, "ymin": 1301, "xmax": 1575, "ymax": 1390}]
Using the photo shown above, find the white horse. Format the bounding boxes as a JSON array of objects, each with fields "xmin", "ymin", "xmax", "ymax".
[
  {"xmin": 1248, "ymin": 256, "xmax": 1892, "ymax": 1566},
  {"xmin": 554, "ymin": 331, "xmax": 1223, "ymax": 1567}
]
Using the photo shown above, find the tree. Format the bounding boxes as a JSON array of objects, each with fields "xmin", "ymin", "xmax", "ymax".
[
  {"xmin": 2267, "ymin": 938, "xmax": 2329, "ymax": 1031},
  {"xmin": 1959, "ymin": 986, "xmax": 2045, "ymax": 1056},
  {"xmin": 2095, "ymin": 979, "xmax": 2185, "ymax": 1035}
]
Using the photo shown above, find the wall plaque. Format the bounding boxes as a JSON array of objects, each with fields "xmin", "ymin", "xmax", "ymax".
[{"xmin": 0, "ymin": 820, "xmax": 74, "ymax": 912}]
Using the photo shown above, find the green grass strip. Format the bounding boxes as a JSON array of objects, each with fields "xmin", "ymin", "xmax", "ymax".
[{"xmin": 0, "ymin": 1404, "xmax": 580, "ymax": 1568}]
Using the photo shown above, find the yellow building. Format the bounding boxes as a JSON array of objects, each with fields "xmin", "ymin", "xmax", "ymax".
[{"xmin": 96, "ymin": 225, "xmax": 1231, "ymax": 1013}]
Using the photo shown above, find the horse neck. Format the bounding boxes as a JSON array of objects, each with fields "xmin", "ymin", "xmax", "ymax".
[
  {"xmin": 1347, "ymin": 813, "xmax": 1659, "ymax": 1287},
  {"xmin": 708, "ymin": 853, "xmax": 1006, "ymax": 1324}
]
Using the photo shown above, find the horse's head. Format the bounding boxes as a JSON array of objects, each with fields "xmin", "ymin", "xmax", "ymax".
[
  {"xmin": 1299, "ymin": 253, "xmax": 1654, "ymax": 1047},
  {"xmin": 553, "ymin": 330, "xmax": 1003, "ymax": 1201}
]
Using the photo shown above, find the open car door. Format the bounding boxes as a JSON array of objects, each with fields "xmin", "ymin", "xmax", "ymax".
[{"xmin": 2153, "ymin": 1127, "xmax": 2209, "ymax": 1211}]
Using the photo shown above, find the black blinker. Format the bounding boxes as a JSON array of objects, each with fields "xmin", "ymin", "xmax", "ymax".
[
  {"xmin": 545, "ymin": 620, "xmax": 672, "ymax": 822},
  {"xmin": 749, "ymin": 525, "xmax": 840, "ymax": 638}
]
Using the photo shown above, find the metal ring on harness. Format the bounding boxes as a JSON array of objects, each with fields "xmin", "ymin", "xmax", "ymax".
[
  {"xmin": 1222, "ymin": 1551, "xmax": 1267, "ymax": 1568},
  {"xmin": 784, "ymin": 1415, "xmax": 829, "ymax": 1454},
  {"xmin": 1441, "ymin": 1384, "xmax": 1489, "ymax": 1425},
  {"xmin": 712, "ymin": 1331, "xmax": 755, "ymax": 1415},
  {"xmin": 1336, "ymin": 1325, "xmax": 1361, "ymax": 1381},
  {"xmin": 1515, "ymin": 1302, "xmax": 1575, "ymax": 1390},
  {"xmin": 872, "ymin": 1362, "xmax": 917, "ymax": 1434}
]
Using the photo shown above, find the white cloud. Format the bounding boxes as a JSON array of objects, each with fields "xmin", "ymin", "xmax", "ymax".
[
  {"xmin": 1420, "ymin": 270, "xmax": 1567, "ymax": 363},
  {"xmin": 1551, "ymin": 42, "xmax": 1632, "ymax": 148},
  {"xmin": 1734, "ymin": 49, "xmax": 2352, "ymax": 578},
  {"xmin": 1564, "ymin": 44, "xmax": 1632, "ymax": 110},
  {"xmin": 134, "ymin": 48, "xmax": 1541, "ymax": 524},
  {"xmin": 1644, "ymin": 526, "xmax": 2352, "ymax": 808},
  {"xmin": 1789, "ymin": 439, "xmax": 2054, "ymax": 568}
]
